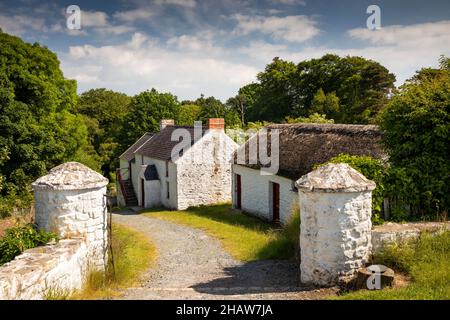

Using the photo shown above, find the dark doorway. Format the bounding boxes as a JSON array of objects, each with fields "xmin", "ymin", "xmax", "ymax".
[
  {"xmin": 141, "ymin": 178, "xmax": 145, "ymax": 207},
  {"xmin": 272, "ymin": 182, "xmax": 280, "ymax": 223},
  {"xmin": 236, "ymin": 174, "xmax": 241, "ymax": 209}
]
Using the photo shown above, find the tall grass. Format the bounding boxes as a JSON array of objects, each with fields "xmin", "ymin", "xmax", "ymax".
[
  {"xmin": 338, "ymin": 230, "xmax": 450, "ymax": 300},
  {"xmin": 144, "ymin": 203, "xmax": 300, "ymax": 261},
  {"xmin": 71, "ymin": 223, "xmax": 157, "ymax": 299}
]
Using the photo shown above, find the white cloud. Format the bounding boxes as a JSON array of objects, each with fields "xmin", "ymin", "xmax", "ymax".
[
  {"xmin": 62, "ymin": 32, "xmax": 257, "ymax": 100},
  {"xmin": 113, "ymin": 9, "xmax": 155, "ymax": 22},
  {"xmin": 0, "ymin": 15, "xmax": 47, "ymax": 35},
  {"xmin": 81, "ymin": 11, "xmax": 109, "ymax": 28},
  {"xmin": 276, "ymin": 0, "xmax": 306, "ymax": 5},
  {"xmin": 232, "ymin": 14, "xmax": 320, "ymax": 43},
  {"xmin": 155, "ymin": 0, "xmax": 196, "ymax": 8}
]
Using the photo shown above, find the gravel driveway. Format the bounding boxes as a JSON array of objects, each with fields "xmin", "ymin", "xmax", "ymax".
[{"xmin": 112, "ymin": 211, "xmax": 337, "ymax": 300}]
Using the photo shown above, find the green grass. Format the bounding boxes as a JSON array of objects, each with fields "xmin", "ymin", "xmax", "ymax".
[
  {"xmin": 71, "ymin": 223, "xmax": 157, "ymax": 299},
  {"xmin": 143, "ymin": 203, "xmax": 299, "ymax": 261},
  {"xmin": 338, "ymin": 231, "xmax": 450, "ymax": 300}
]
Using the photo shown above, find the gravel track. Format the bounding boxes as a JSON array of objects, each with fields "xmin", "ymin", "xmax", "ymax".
[{"xmin": 112, "ymin": 211, "xmax": 337, "ymax": 300}]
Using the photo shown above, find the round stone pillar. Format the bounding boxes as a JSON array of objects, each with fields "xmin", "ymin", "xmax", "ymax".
[
  {"xmin": 32, "ymin": 162, "xmax": 109, "ymax": 271},
  {"xmin": 295, "ymin": 163, "xmax": 375, "ymax": 287}
]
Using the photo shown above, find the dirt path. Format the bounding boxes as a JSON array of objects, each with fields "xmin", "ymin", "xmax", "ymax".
[{"xmin": 112, "ymin": 211, "xmax": 338, "ymax": 300}]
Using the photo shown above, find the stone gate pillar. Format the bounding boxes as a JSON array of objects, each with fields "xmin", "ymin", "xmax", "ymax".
[
  {"xmin": 295, "ymin": 163, "xmax": 375, "ymax": 286},
  {"xmin": 32, "ymin": 162, "xmax": 109, "ymax": 271}
]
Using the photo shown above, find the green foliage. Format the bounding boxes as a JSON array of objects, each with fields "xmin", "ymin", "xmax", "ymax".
[
  {"xmin": 0, "ymin": 224, "xmax": 58, "ymax": 265},
  {"xmin": 339, "ymin": 231, "xmax": 450, "ymax": 300},
  {"xmin": 245, "ymin": 54, "xmax": 395, "ymax": 123},
  {"xmin": 315, "ymin": 154, "xmax": 386, "ymax": 224},
  {"xmin": 0, "ymin": 31, "xmax": 94, "ymax": 197},
  {"xmin": 0, "ymin": 192, "xmax": 33, "ymax": 218},
  {"xmin": 379, "ymin": 59, "xmax": 450, "ymax": 218},
  {"xmin": 285, "ymin": 113, "xmax": 334, "ymax": 124},
  {"xmin": 195, "ymin": 95, "xmax": 242, "ymax": 128},
  {"xmin": 118, "ymin": 88, "xmax": 180, "ymax": 150},
  {"xmin": 76, "ymin": 88, "xmax": 131, "ymax": 178},
  {"xmin": 177, "ymin": 104, "xmax": 202, "ymax": 126}
]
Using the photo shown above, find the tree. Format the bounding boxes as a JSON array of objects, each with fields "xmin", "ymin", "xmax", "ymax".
[
  {"xmin": 244, "ymin": 54, "xmax": 395, "ymax": 124},
  {"xmin": 195, "ymin": 95, "xmax": 241, "ymax": 128},
  {"xmin": 380, "ymin": 58, "xmax": 450, "ymax": 218},
  {"xmin": 177, "ymin": 104, "xmax": 202, "ymax": 126},
  {"xmin": 76, "ymin": 89, "xmax": 131, "ymax": 178},
  {"xmin": 226, "ymin": 94, "xmax": 247, "ymax": 125},
  {"xmin": 118, "ymin": 88, "xmax": 180, "ymax": 149},
  {"xmin": 0, "ymin": 31, "xmax": 93, "ymax": 199},
  {"xmin": 310, "ymin": 89, "xmax": 340, "ymax": 120},
  {"xmin": 285, "ymin": 113, "xmax": 334, "ymax": 124}
]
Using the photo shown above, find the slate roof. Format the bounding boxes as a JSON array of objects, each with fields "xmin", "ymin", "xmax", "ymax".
[
  {"xmin": 135, "ymin": 125, "xmax": 207, "ymax": 161},
  {"xmin": 234, "ymin": 123, "xmax": 387, "ymax": 181},
  {"xmin": 119, "ymin": 133, "xmax": 154, "ymax": 162},
  {"xmin": 143, "ymin": 165, "xmax": 159, "ymax": 181}
]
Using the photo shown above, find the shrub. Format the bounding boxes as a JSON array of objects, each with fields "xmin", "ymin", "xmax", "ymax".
[
  {"xmin": 315, "ymin": 153, "xmax": 386, "ymax": 224},
  {"xmin": 0, "ymin": 224, "xmax": 58, "ymax": 265}
]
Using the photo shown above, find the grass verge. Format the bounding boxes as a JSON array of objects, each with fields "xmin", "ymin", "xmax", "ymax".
[
  {"xmin": 143, "ymin": 203, "xmax": 299, "ymax": 261},
  {"xmin": 337, "ymin": 230, "xmax": 450, "ymax": 300},
  {"xmin": 71, "ymin": 223, "xmax": 157, "ymax": 299}
]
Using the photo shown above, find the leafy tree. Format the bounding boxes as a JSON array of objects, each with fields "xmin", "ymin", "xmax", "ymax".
[
  {"xmin": 177, "ymin": 104, "xmax": 202, "ymax": 126},
  {"xmin": 76, "ymin": 89, "xmax": 131, "ymax": 178},
  {"xmin": 243, "ymin": 54, "xmax": 395, "ymax": 124},
  {"xmin": 380, "ymin": 58, "xmax": 450, "ymax": 219},
  {"xmin": 310, "ymin": 89, "xmax": 340, "ymax": 120},
  {"xmin": 0, "ymin": 31, "xmax": 94, "ymax": 201},
  {"xmin": 195, "ymin": 95, "xmax": 241, "ymax": 128},
  {"xmin": 118, "ymin": 88, "xmax": 180, "ymax": 149}
]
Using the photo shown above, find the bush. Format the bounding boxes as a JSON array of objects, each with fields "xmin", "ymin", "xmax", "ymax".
[
  {"xmin": 0, "ymin": 192, "xmax": 33, "ymax": 218},
  {"xmin": 315, "ymin": 153, "xmax": 386, "ymax": 224},
  {"xmin": 0, "ymin": 224, "xmax": 57, "ymax": 265}
]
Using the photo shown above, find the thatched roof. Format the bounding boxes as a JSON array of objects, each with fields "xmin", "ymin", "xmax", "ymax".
[{"xmin": 234, "ymin": 123, "xmax": 386, "ymax": 180}]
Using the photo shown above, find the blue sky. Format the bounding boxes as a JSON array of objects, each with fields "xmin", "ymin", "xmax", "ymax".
[{"xmin": 1, "ymin": 0, "xmax": 449, "ymax": 101}]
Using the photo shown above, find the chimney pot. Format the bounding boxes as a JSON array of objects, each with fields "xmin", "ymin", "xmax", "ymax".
[{"xmin": 207, "ymin": 118, "xmax": 225, "ymax": 131}]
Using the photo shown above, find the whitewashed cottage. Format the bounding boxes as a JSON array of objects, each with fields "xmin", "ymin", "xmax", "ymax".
[
  {"xmin": 117, "ymin": 119, "xmax": 238, "ymax": 210},
  {"xmin": 232, "ymin": 123, "xmax": 386, "ymax": 224}
]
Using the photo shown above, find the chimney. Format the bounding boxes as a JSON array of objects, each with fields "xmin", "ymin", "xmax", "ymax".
[
  {"xmin": 207, "ymin": 118, "xmax": 225, "ymax": 131},
  {"xmin": 160, "ymin": 119, "xmax": 175, "ymax": 131}
]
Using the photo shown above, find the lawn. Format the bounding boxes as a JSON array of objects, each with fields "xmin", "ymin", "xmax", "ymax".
[
  {"xmin": 338, "ymin": 231, "xmax": 450, "ymax": 300},
  {"xmin": 143, "ymin": 203, "xmax": 299, "ymax": 261},
  {"xmin": 69, "ymin": 223, "xmax": 157, "ymax": 299}
]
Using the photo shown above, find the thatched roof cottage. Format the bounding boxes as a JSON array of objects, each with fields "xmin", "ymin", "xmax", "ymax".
[{"xmin": 232, "ymin": 123, "xmax": 386, "ymax": 224}]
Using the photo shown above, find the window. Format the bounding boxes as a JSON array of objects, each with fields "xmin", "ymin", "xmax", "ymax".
[
  {"xmin": 165, "ymin": 161, "xmax": 169, "ymax": 177},
  {"xmin": 166, "ymin": 181, "xmax": 170, "ymax": 199}
]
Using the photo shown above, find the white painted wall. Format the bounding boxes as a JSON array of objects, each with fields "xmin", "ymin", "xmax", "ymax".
[
  {"xmin": 137, "ymin": 156, "xmax": 178, "ymax": 209},
  {"xmin": 176, "ymin": 130, "xmax": 237, "ymax": 210},
  {"xmin": 232, "ymin": 164, "xmax": 298, "ymax": 224}
]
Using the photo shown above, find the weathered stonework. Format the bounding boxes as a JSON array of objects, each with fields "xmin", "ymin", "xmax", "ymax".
[
  {"xmin": 32, "ymin": 162, "xmax": 109, "ymax": 270},
  {"xmin": 0, "ymin": 162, "xmax": 110, "ymax": 300},
  {"xmin": 296, "ymin": 163, "xmax": 375, "ymax": 287},
  {"xmin": 0, "ymin": 240, "xmax": 88, "ymax": 299}
]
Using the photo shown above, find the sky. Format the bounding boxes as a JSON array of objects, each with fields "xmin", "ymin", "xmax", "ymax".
[{"xmin": 0, "ymin": 0, "xmax": 449, "ymax": 101}]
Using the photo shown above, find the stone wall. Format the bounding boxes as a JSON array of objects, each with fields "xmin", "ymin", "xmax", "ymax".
[
  {"xmin": 0, "ymin": 240, "xmax": 88, "ymax": 299},
  {"xmin": 232, "ymin": 164, "xmax": 298, "ymax": 224},
  {"xmin": 0, "ymin": 162, "xmax": 109, "ymax": 300},
  {"xmin": 371, "ymin": 221, "xmax": 449, "ymax": 252}
]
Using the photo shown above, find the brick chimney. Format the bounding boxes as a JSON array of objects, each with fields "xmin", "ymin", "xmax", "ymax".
[
  {"xmin": 207, "ymin": 118, "xmax": 225, "ymax": 131},
  {"xmin": 160, "ymin": 119, "xmax": 175, "ymax": 131}
]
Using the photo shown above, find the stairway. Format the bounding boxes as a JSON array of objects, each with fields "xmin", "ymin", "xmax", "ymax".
[{"xmin": 121, "ymin": 180, "xmax": 138, "ymax": 207}]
